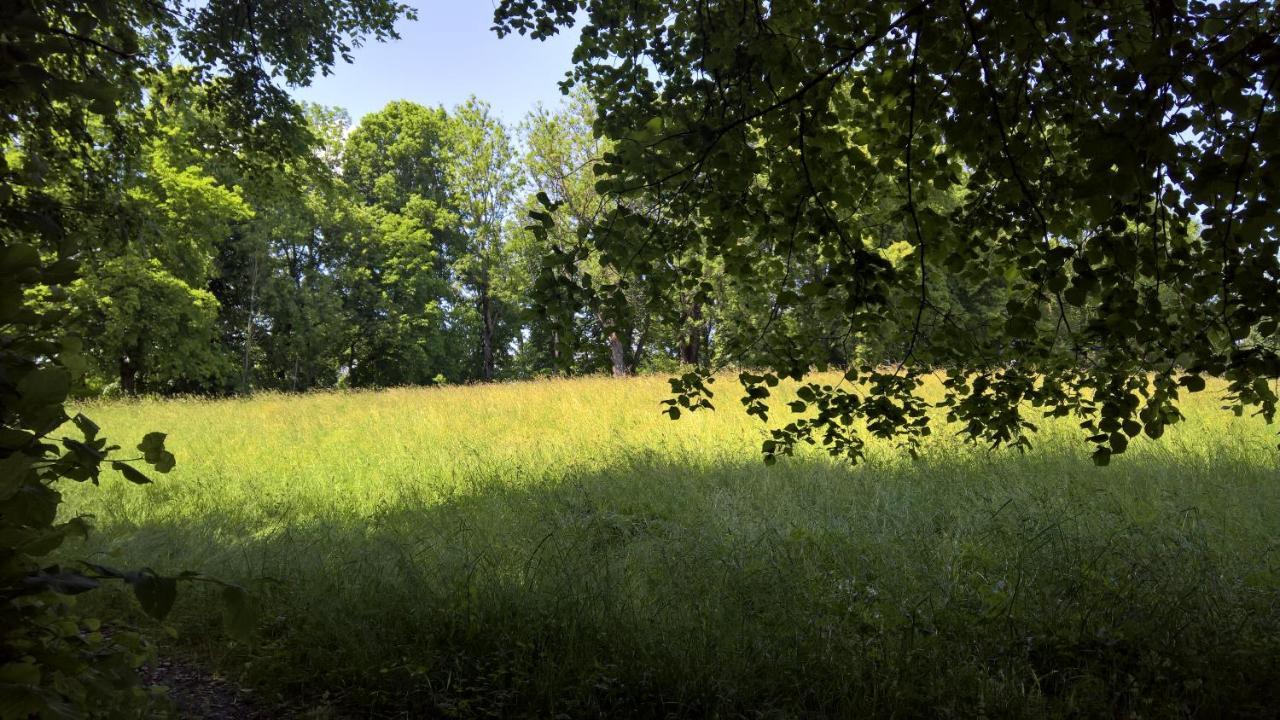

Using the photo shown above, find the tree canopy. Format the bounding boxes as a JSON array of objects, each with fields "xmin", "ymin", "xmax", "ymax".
[
  {"xmin": 495, "ymin": 0, "xmax": 1280, "ymax": 464},
  {"xmin": 1, "ymin": 0, "xmax": 414, "ymax": 714}
]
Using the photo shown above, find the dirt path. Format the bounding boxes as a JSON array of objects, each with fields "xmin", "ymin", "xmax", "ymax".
[{"xmin": 141, "ymin": 658, "xmax": 264, "ymax": 719}]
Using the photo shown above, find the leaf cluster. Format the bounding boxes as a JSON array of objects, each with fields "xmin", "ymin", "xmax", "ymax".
[
  {"xmin": 497, "ymin": 0, "xmax": 1280, "ymax": 463},
  {"xmin": 2, "ymin": 0, "xmax": 413, "ymax": 714}
]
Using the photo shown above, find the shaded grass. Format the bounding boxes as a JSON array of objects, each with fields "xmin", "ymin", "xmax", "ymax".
[{"xmin": 62, "ymin": 375, "xmax": 1280, "ymax": 717}]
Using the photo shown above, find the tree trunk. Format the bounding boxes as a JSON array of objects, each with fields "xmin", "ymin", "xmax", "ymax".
[
  {"xmin": 607, "ymin": 331, "xmax": 628, "ymax": 377},
  {"xmin": 119, "ymin": 354, "xmax": 139, "ymax": 395},
  {"xmin": 480, "ymin": 288, "xmax": 495, "ymax": 381},
  {"xmin": 345, "ymin": 339, "xmax": 358, "ymax": 386},
  {"xmin": 678, "ymin": 300, "xmax": 703, "ymax": 365},
  {"xmin": 241, "ymin": 254, "xmax": 258, "ymax": 393}
]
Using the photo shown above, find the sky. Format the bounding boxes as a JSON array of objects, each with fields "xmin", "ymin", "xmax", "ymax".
[{"xmin": 289, "ymin": 2, "xmax": 581, "ymax": 126}]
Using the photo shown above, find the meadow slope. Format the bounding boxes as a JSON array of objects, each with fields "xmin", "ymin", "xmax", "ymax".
[{"xmin": 64, "ymin": 374, "xmax": 1280, "ymax": 717}]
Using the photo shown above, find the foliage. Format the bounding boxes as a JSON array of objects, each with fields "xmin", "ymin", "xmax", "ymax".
[
  {"xmin": 522, "ymin": 91, "xmax": 659, "ymax": 376},
  {"xmin": 68, "ymin": 137, "xmax": 252, "ymax": 394},
  {"xmin": 337, "ymin": 101, "xmax": 468, "ymax": 385},
  {"xmin": 446, "ymin": 98, "xmax": 523, "ymax": 380},
  {"xmin": 0, "ymin": 235, "xmax": 181, "ymax": 717},
  {"xmin": 27, "ymin": 69, "xmax": 1001, "ymax": 399},
  {"xmin": 71, "ymin": 257, "xmax": 230, "ymax": 394},
  {"xmin": 496, "ymin": 0, "xmax": 1280, "ymax": 463},
  {"xmin": 1, "ymin": 0, "xmax": 413, "ymax": 714},
  {"xmin": 344, "ymin": 100, "xmax": 454, "ymax": 214}
]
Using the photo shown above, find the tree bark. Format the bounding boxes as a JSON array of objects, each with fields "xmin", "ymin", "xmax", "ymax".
[
  {"xmin": 678, "ymin": 300, "xmax": 703, "ymax": 365},
  {"xmin": 480, "ymin": 287, "xmax": 495, "ymax": 381},
  {"xmin": 119, "ymin": 354, "xmax": 139, "ymax": 395},
  {"xmin": 241, "ymin": 254, "xmax": 258, "ymax": 392},
  {"xmin": 607, "ymin": 331, "xmax": 628, "ymax": 377}
]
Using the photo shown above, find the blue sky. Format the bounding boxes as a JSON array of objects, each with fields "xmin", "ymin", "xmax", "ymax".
[{"xmin": 290, "ymin": 2, "xmax": 580, "ymax": 125}]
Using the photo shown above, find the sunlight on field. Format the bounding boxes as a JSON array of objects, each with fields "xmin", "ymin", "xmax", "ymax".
[{"xmin": 62, "ymin": 374, "xmax": 1280, "ymax": 716}]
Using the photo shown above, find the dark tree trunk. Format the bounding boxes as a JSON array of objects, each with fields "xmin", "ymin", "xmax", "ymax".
[
  {"xmin": 480, "ymin": 288, "xmax": 496, "ymax": 381},
  {"xmin": 241, "ymin": 253, "xmax": 258, "ymax": 393},
  {"xmin": 678, "ymin": 300, "xmax": 704, "ymax": 365},
  {"xmin": 119, "ymin": 354, "xmax": 139, "ymax": 395},
  {"xmin": 607, "ymin": 331, "xmax": 628, "ymax": 377}
]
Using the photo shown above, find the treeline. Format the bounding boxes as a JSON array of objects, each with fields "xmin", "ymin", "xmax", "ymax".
[{"xmin": 58, "ymin": 76, "xmax": 1012, "ymax": 396}]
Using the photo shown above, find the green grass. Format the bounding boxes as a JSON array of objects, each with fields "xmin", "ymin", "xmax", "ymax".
[{"xmin": 62, "ymin": 375, "xmax": 1280, "ymax": 717}]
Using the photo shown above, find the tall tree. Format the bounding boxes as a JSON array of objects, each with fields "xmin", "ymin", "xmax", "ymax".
[
  {"xmin": 447, "ymin": 98, "xmax": 522, "ymax": 381},
  {"xmin": 344, "ymin": 100, "xmax": 454, "ymax": 214},
  {"xmin": 67, "ymin": 91, "xmax": 253, "ymax": 394},
  {"xmin": 340, "ymin": 101, "xmax": 465, "ymax": 385},
  {"xmin": 523, "ymin": 92, "xmax": 681, "ymax": 376},
  {"xmin": 210, "ymin": 103, "xmax": 354, "ymax": 392}
]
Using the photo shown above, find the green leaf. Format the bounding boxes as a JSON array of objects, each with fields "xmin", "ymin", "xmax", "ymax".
[
  {"xmin": 131, "ymin": 572, "xmax": 178, "ymax": 620},
  {"xmin": 72, "ymin": 413, "xmax": 99, "ymax": 442},
  {"xmin": 24, "ymin": 569, "xmax": 101, "ymax": 595},
  {"xmin": 16, "ymin": 367, "xmax": 70, "ymax": 409},
  {"xmin": 1110, "ymin": 433, "xmax": 1128, "ymax": 454},
  {"xmin": 1122, "ymin": 419, "xmax": 1141, "ymax": 438},
  {"xmin": 138, "ymin": 432, "xmax": 167, "ymax": 456},
  {"xmin": 1, "ymin": 483, "xmax": 61, "ymax": 529},
  {"xmin": 1143, "ymin": 421, "xmax": 1165, "ymax": 440},
  {"xmin": 0, "ymin": 453, "xmax": 33, "ymax": 500},
  {"xmin": 62, "ymin": 438, "xmax": 104, "ymax": 462},
  {"xmin": 0, "ymin": 243, "xmax": 39, "ymax": 271}
]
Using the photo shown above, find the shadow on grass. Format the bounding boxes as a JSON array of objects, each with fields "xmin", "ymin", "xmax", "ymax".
[{"xmin": 83, "ymin": 450, "xmax": 1280, "ymax": 718}]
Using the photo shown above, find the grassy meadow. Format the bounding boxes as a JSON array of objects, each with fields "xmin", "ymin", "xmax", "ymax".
[{"xmin": 61, "ymin": 374, "xmax": 1280, "ymax": 717}]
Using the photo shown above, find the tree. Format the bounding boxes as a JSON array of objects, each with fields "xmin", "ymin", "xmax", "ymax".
[
  {"xmin": 497, "ymin": 0, "xmax": 1280, "ymax": 464},
  {"xmin": 344, "ymin": 101, "xmax": 454, "ymax": 215},
  {"xmin": 1, "ymin": 0, "xmax": 414, "ymax": 713},
  {"xmin": 212, "ymin": 103, "xmax": 384, "ymax": 393},
  {"xmin": 69, "ymin": 128, "xmax": 251, "ymax": 394},
  {"xmin": 340, "ymin": 101, "xmax": 468, "ymax": 385},
  {"xmin": 247, "ymin": 105, "xmax": 355, "ymax": 391},
  {"xmin": 524, "ymin": 92, "xmax": 710, "ymax": 377},
  {"xmin": 447, "ymin": 98, "xmax": 522, "ymax": 381},
  {"xmin": 523, "ymin": 93, "xmax": 637, "ymax": 375}
]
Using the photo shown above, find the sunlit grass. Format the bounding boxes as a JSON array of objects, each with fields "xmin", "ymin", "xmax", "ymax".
[{"xmin": 62, "ymin": 374, "xmax": 1280, "ymax": 717}]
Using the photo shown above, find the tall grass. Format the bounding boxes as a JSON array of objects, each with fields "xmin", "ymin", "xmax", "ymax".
[{"xmin": 63, "ymin": 375, "xmax": 1280, "ymax": 717}]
